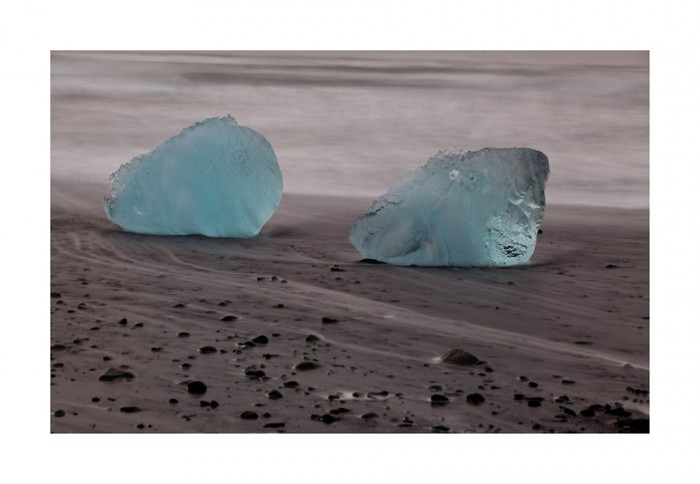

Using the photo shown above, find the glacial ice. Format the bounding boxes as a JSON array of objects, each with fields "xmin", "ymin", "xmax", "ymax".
[
  {"xmin": 104, "ymin": 116, "xmax": 282, "ymax": 237},
  {"xmin": 349, "ymin": 148, "xmax": 550, "ymax": 266}
]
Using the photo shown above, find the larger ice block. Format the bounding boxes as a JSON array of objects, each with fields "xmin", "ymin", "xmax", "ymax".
[{"xmin": 104, "ymin": 116, "xmax": 282, "ymax": 237}]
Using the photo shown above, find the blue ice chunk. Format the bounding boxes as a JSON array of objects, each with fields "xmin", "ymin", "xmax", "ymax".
[
  {"xmin": 349, "ymin": 148, "xmax": 550, "ymax": 266},
  {"xmin": 104, "ymin": 116, "xmax": 282, "ymax": 237}
]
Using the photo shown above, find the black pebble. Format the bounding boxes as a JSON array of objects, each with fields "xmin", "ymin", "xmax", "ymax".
[
  {"xmin": 528, "ymin": 382, "xmax": 538, "ymax": 388},
  {"xmin": 305, "ymin": 335, "xmax": 319, "ymax": 343},
  {"xmin": 283, "ymin": 381, "xmax": 299, "ymax": 388},
  {"xmin": 91, "ymin": 397, "xmax": 100, "ymax": 403},
  {"xmin": 120, "ymin": 406, "xmax": 141, "ymax": 413},
  {"xmin": 241, "ymin": 411, "xmax": 258, "ymax": 420},
  {"xmin": 178, "ymin": 332, "xmax": 190, "ymax": 338},
  {"xmin": 430, "ymin": 394, "xmax": 450, "ymax": 405},
  {"xmin": 99, "ymin": 368, "xmax": 134, "ymax": 381},
  {"xmin": 580, "ymin": 409, "xmax": 595, "ymax": 417},
  {"xmin": 294, "ymin": 361, "xmax": 321, "ymax": 371},
  {"xmin": 151, "ymin": 347, "xmax": 162, "ymax": 352},
  {"xmin": 51, "ymin": 292, "xmax": 61, "ymax": 298},
  {"xmin": 262, "ymin": 422, "xmax": 285, "ymax": 428},
  {"xmin": 220, "ymin": 315, "xmax": 238, "ymax": 322},
  {"xmin": 54, "ymin": 409, "xmax": 65, "ymax": 417},
  {"xmin": 199, "ymin": 346, "xmax": 217, "ymax": 354},
  {"xmin": 561, "ymin": 379, "xmax": 576, "ymax": 385},
  {"xmin": 169, "ymin": 398, "xmax": 178, "ymax": 404},
  {"xmin": 322, "ymin": 317, "xmax": 339, "ymax": 324},
  {"xmin": 432, "ymin": 425, "xmax": 450, "ymax": 433},
  {"xmin": 118, "ymin": 318, "xmax": 128, "ymax": 325},
  {"xmin": 187, "ymin": 381, "xmax": 207, "ymax": 394},
  {"xmin": 245, "ymin": 369, "xmax": 266, "ymax": 380},
  {"xmin": 527, "ymin": 400, "xmax": 541, "ymax": 408},
  {"xmin": 466, "ymin": 393, "xmax": 486, "ymax": 405},
  {"xmin": 252, "ymin": 335, "xmax": 269, "ymax": 345},
  {"xmin": 268, "ymin": 390, "xmax": 283, "ymax": 400},
  {"xmin": 173, "ymin": 304, "xmax": 186, "ymax": 308},
  {"xmin": 361, "ymin": 412, "xmax": 378, "ymax": 420}
]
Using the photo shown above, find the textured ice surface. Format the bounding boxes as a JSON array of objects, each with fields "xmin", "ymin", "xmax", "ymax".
[
  {"xmin": 349, "ymin": 148, "xmax": 550, "ymax": 266},
  {"xmin": 104, "ymin": 116, "xmax": 282, "ymax": 237}
]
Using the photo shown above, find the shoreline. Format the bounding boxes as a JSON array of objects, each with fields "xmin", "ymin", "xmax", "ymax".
[{"xmin": 51, "ymin": 180, "xmax": 649, "ymax": 433}]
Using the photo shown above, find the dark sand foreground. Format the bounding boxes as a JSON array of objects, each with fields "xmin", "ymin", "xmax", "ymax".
[{"xmin": 50, "ymin": 181, "xmax": 649, "ymax": 433}]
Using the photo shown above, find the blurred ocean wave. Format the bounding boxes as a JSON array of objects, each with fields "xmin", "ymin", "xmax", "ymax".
[{"xmin": 51, "ymin": 51, "xmax": 648, "ymax": 208}]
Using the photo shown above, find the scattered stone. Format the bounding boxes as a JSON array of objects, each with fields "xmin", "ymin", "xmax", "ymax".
[
  {"xmin": 605, "ymin": 264, "xmax": 618, "ymax": 268},
  {"xmin": 538, "ymin": 229, "xmax": 543, "ymax": 234},
  {"xmin": 173, "ymin": 304, "xmax": 186, "ymax": 308},
  {"xmin": 528, "ymin": 381, "xmax": 539, "ymax": 388},
  {"xmin": 187, "ymin": 381, "xmax": 207, "ymax": 394},
  {"xmin": 430, "ymin": 394, "xmax": 450, "ymax": 406},
  {"xmin": 199, "ymin": 346, "xmax": 217, "ymax": 354},
  {"xmin": 51, "ymin": 292, "xmax": 61, "ymax": 298},
  {"xmin": 626, "ymin": 386, "xmax": 649, "ymax": 396},
  {"xmin": 330, "ymin": 265, "xmax": 345, "ymax": 272},
  {"xmin": 513, "ymin": 393, "xmax": 525, "ymax": 401},
  {"xmin": 311, "ymin": 414, "xmax": 338, "ymax": 424},
  {"xmin": 50, "ymin": 344, "xmax": 67, "ymax": 351},
  {"xmin": 220, "ymin": 315, "xmax": 238, "ymax": 322},
  {"xmin": 252, "ymin": 335, "xmax": 269, "ymax": 345},
  {"xmin": 466, "ymin": 393, "xmax": 485, "ymax": 405},
  {"xmin": 560, "ymin": 406, "xmax": 576, "ymax": 416},
  {"xmin": 118, "ymin": 318, "xmax": 128, "ymax": 325},
  {"xmin": 321, "ymin": 317, "xmax": 339, "ymax": 324},
  {"xmin": 580, "ymin": 409, "xmax": 595, "ymax": 417},
  {"xmin": 262, "ymin": 422, "xmax": 285, "ymax": 429},
  {"xmin": 305, "ymin": 335, "xmax": 319, "ymax": 343},
  {"xmin": 367, "ymin": 391, "xmax": 390, "ymax": 399},
  {"xmin": 99, "ymin": 368, "xmax": 134, "ymax": 382},
  {"xmin": 178, "ymin": 332, "xmax": 190, "ymax": 338},
  {"xmin": 169, "ymin": 399, "xmax": 178, "ymax": 404},
  {"xmin": 283, "ymin": 381, "xmax": 299, "ymax": 388},
  {"xmin": 561, "ymin": 379, "xmax": 576, "ymax": 385},
  {"xmin": 555, "ymin": 395, "xmax": 570, "ymax": 403},
  {"xmin": 361, "ymin": 412, "xmax": 379, "ymax": 420},
  {"xmin": 54, "ymin": 409, "xmax": 65, "ymax": 417},
  {"xmin": 91, "ymin": 397, "xmax": 100, "ymax": 403},
  {"xmin": 606, "ymin": 406, "xmax": 631, "ymax": 417},
  {"xmin": 527, "ymin": 399, "xmax": 541, "ymax": 408},
  {"xmin": 245, "ymin": 369, "xmax": 267, "ymax": 380},
  {"xmin": 294, "ymin": 361, "xmax": 321, "ymax": 371},
  {"xmin": 441, "ymin": 349, "xmax": 480, "ymax": 366},
  {"xmin": 268, "ymin": 390, "xmax": 283, "ymax": 400},
  {"xmin": 151, "ymin": 347, "xmax": 162, "ymax": 352},
  {"xmin": 241, "ymin": 411, "xmax": 258, "ymax": 420},
  {"xmin": 432, "ymin": 425, "xmax": 450, "ymax": 433},
  {"xmin": 120, "ymin": 406, "xmax": 141, "ymax": 413},
  {"xmin": 329, "ymin": 408, "xmax": 351, "ymax": 415}
]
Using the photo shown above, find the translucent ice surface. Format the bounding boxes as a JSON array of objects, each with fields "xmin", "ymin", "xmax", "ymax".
[
  {"xmin": 349, "ymin": 148, "xmax": 550, "ymax": 266},
  {"xmin": 104, "ymin": 116, "xmax": 282, "ymax": 237}
]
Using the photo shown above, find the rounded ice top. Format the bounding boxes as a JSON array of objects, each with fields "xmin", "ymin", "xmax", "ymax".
[
  {"xmin": 104, "ymin": 115, "xmax": 283, "ymax": 237},
  {"xmin": 349, "ymin": 147, "xmax": 550, "ymax": 267}
]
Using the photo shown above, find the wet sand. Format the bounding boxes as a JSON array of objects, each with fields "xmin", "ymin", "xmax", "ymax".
[{"xmin": 50, "ymin": 180, "xmax": 649, "ymax": 433}]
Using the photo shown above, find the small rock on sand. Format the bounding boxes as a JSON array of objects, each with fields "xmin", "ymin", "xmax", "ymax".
[
  {"xmin": 220, "ymin": 315, "xmax": 238, "ymax": 322},
  {"xmin": 466, "ymin": 393, "xmax": 486, "ymax": 405},
  {"xmin": 321, "ymin": 317, "xmax": 339, "ymax": 324},
  {"xmin": 241, "ymin": 411, "xmax": 258, "ymax": 420},
  {"xmin": 294, "ymin": 361, "xmax": 321, "ymax": 371},
  {"xmin": 98, "ymin": 368, "xmax": 134, "ymax": 382},
  {"xmin": 430, "ymin": 394, "xmax": 450, "ymax": 405},
  {"xmin": 187, "ymin": 381, "xmax": 207, "ymax": 394},
  {"xmin": 441, "ymin": 349, "xmax": 480, "ymax": 365},
  {"xmin": 252, "ymin": 335, "xmax": 269, "ymax": 345}
]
